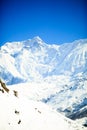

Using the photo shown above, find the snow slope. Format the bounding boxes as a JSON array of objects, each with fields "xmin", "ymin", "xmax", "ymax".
[
  {"xmin": 0, "ymin": 83, "xmax": 86, "ymax": 130},
  {"xmin": 7, "ymin": 79, "xmax": 87, "ymax": 127},
  {"xmin": 0, "ymin": 36, "xmax": 87, "ymax": 127}
]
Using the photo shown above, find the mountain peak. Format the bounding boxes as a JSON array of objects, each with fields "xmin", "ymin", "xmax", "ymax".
[
  {"xmin": 33, "ymin": 36, "xmax": 42, "ymax": 41},
  {"xmin": 31, "ymin": 36, "xmax": 45, "ymax": 45},
  {"xmin": 0, "ymin": 38, "xmax": 87, "ymax": 85},
  {"xmin": 26, "ymin": 36, "xmax": 46, "ymax": 47}
]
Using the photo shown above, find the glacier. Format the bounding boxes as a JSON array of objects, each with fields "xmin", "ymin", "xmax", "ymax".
[{"xmin": 0, "ymin": 36, "xmax": 87, "ymax": 128}]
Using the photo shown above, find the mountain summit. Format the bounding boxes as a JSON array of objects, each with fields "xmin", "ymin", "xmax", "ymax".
[{"xmin": 0, "ymin": 37, "xmax": 87, "ymax": 85}]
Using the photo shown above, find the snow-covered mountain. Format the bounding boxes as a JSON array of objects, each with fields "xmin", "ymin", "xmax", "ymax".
[
  {"xmin": 0, "ymin": 36, "xmax": 87, "ymax": 128},
  {"xmin": 0, "ymin": 36, "xmax": 87, "ymax": 84}
]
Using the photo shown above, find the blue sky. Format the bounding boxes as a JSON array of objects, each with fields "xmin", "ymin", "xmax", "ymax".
[{"xmin": 0, "ymin": 0, "xmax": 87, "ymax": 46}]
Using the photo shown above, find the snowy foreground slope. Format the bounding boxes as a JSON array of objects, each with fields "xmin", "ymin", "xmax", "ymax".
[
  {"xmin": 0, "ymin": 83, "xmax": 86, "ymax": 130},
  {"xmin": 8, "ymin": 81, "xmax": 87, "ymax": 128},
  {"xmin": 0, "ymin": 36, "xmax": 87, "ymax": 128}
]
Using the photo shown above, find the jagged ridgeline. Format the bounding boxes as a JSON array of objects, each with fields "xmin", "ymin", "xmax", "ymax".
[{"xmin": 0, "ymin": 37, "xmax": 87, "ymax": 85}]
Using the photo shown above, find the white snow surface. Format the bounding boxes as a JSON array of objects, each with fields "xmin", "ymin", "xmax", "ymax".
[
  {"xmin": 0, "ymin": 36, "xmax": 87, "ymax": 129},
  {"xmin": 0, "ymin": 83, "xmax": 86, "ymax": 130}
]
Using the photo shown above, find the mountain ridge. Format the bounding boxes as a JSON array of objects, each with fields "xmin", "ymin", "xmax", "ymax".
[
  {"xmin": 0, "ymin": 37, "xmax": 87, "ymax": 84},
  {"xmin": 0, "ymin": 37, "xmax": 87, "ymax": 127}
]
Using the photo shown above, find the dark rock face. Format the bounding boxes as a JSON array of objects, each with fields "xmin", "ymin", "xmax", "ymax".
[{"xmin": 67, "ymin": 107, "xmax": 87, "ymax": 120}]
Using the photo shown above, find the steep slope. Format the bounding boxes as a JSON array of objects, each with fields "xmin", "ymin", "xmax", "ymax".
[
  {"xmin": 7, "ymin": 79, "xmax": 87, "ymax": 127},
  {"xmin": 0, "ymin": 82, "xmax": 86, "ymax": 130}
]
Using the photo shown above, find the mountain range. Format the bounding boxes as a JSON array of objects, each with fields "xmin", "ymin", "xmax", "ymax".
[{"xmin": 0, "ymin": 36, "xmax": 87, "ymax": 128}]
